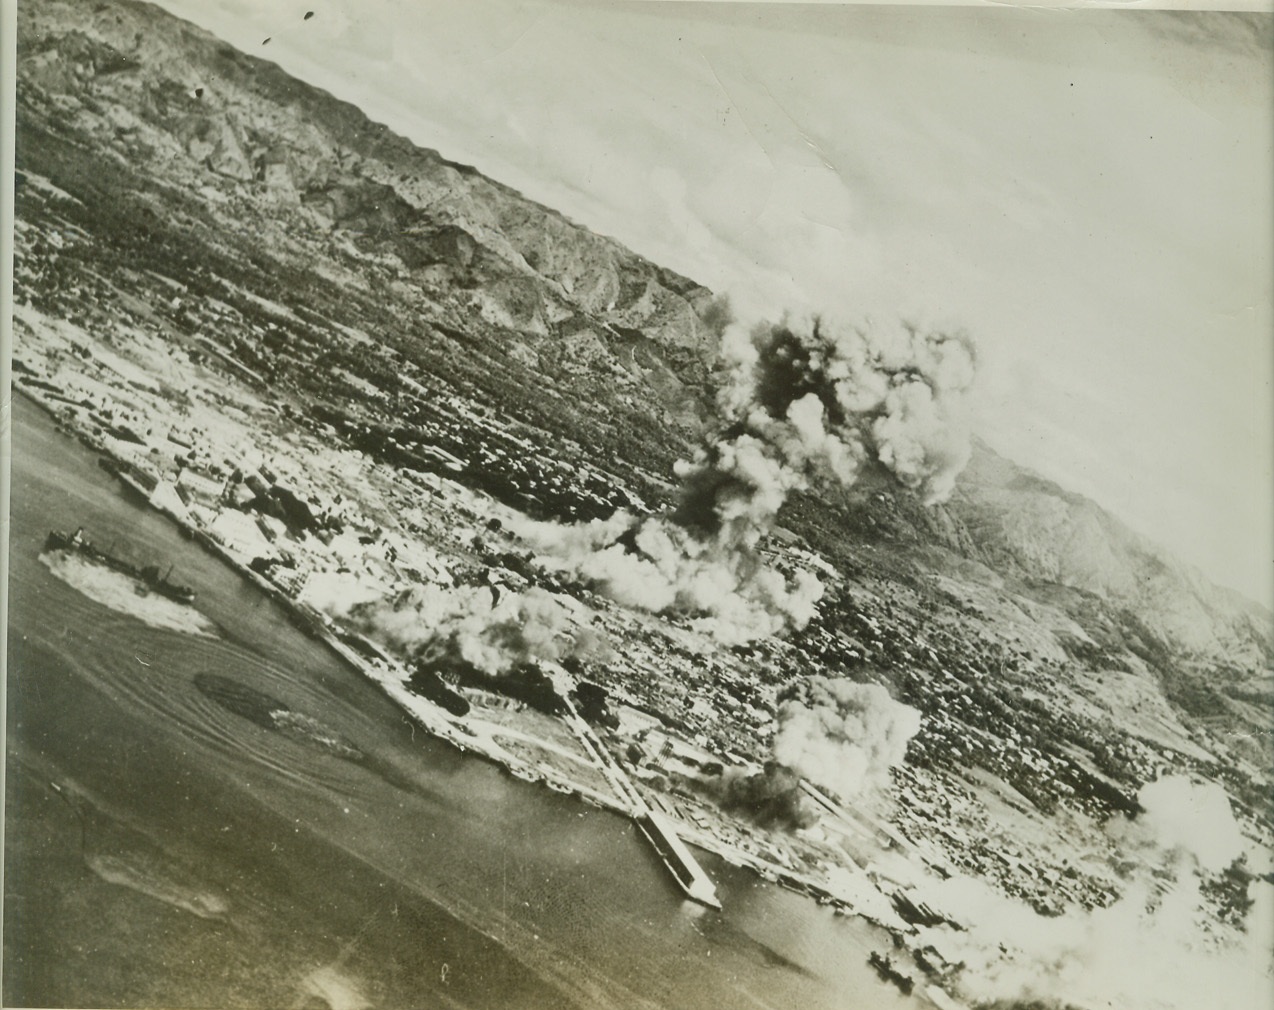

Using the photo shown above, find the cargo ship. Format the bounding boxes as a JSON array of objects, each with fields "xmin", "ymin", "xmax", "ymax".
[
  {"xmin": 637, "ymin": 809, "xmax": 721, "ymax": 909},
  {"xmin": 45, "ymin": 527, "xmax": 196, "ymax": 604}
]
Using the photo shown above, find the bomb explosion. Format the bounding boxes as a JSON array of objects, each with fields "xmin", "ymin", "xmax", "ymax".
[
  {"xmin": 773, "ymin": 677, "xmax": 922, "ymax": 802},
  {"xmin": 528, "ymin": 313, "xmax": 977, "ymax": 643},
  {"xmin": 337, "ymin": 312, "xmax": 962, "ymax": 816}
]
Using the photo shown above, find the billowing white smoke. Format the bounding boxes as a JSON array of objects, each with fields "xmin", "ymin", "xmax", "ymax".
[
  {"xmin": 336, "ymin": 583, "xmax": 601, "ymax": 676},
  {"xmin": 771, "ymin": 677, "xmax": 922, "ymax": 800},
  {"xmin": 917, "ymin": 775, "xmax": 1271, "ymax": 1010},
  {"xmin": 1131, "ymin": 775, "xmax": 1245, "ymax": 873},
  {"xmin": 920, "ymin": 873, "xmax": 1273, "ymax": 1010},
  {"xmin": 525, "ymin": 313, "xmax": 976, "ymax": 642},
  {"xmin": 298, "ymin": 569, "xmax": 385, "ymax": 617},
  {"xmin": 704, "ymin": 314, "xmax": 977, "ymax": 522},
  {"xmin": 520, "ymin": 509, "xmax": 823, "ymax": 645}
]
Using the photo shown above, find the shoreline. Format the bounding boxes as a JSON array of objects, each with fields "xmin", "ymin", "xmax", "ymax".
[{"xmin": 13, "ymin": 382, "xmax": 962, "ymax": 1004}]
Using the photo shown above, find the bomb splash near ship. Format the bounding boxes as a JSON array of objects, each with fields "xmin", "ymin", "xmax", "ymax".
[{"xmin": 45, "ymin": 527, "xmax": 197, "ymax": 604}]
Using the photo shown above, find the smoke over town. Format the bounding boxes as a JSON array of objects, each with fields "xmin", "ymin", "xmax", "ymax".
[
  {"xmin": 918, "ymin": 775, "xmax": 1269, "ymax": 1010},
  {"xmin": 716, "ymin": 761, "xmax": 819, "ymax": 832},
  {"xmin": 711, "ymin": 675, "xmax": 923, "ymax": 835},
  {"xmin": 335, "ymin": 583, "xmax": 603, "ymax": 676},
  {"xmin": 525, "ymin": 313, "xmax": 977, "ymax": 642},
  {"xmin": 690, "ymin": 314, "xmax": 978, "ymax": 526},
  {"xmin": 1129, "ymin": 775, "xmax": 1246, "ymax": 874},
  {"xmin": 773, "ymin": 677, "xmax": 922, "ymax": 801}
]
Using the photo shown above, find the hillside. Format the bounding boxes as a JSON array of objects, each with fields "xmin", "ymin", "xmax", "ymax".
[
  {"xmin": 10, "ymin": 2, "xmax": 1274, "ymax": 1007},
  {"xmin": 17, "ymin": 0, "xmax": 1268, "ymax": 676}
]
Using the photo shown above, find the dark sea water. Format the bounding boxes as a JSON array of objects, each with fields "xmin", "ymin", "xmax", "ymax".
[{"xmin": 4, "ymin": 394, "xmax": 916, "ymax": 1010}]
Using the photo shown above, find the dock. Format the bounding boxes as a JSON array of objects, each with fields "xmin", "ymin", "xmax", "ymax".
[
  {"xmin": 548, "ymin": 666, "xmax": 721, "ymax": 910},
  {"xmin": 637, "ymin": 809, "xmax": 722, "ymax": 909}
]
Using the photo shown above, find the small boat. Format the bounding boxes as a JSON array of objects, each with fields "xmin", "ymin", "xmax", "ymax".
[{"xmin": 868, "ymin": 951, "xmax": 915, "ymax": 995}]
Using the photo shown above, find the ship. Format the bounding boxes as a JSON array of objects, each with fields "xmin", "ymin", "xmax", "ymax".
[
  {"xmin": 637, "ymin": 809, "xmax": 721, "ymax": 909},
  {"xmin": 868, "ymin": 951, "xmax": 915, "ymax": 995},
  {"xmin": 45, "ymin": 527, "xmax": 196, "ymax": 604}
]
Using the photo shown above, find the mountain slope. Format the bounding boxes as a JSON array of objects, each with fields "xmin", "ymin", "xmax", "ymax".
[
  {"xmin": 947, "ymin": 441, "xmax": 1269, "ymax": 667},
  {"xmin": 12, "ymin": 1, "xmax": 1273, "ymax": 965}
]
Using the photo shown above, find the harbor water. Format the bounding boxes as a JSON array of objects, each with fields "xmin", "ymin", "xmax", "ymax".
[{"xmin": 4, "ymin": 393, "xmax": 918, "ymax": 1010}]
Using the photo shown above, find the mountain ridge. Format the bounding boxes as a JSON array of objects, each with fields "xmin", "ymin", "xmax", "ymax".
[
  {"xmin": 14, "ymin": 8, "xmax": 1274, "ymax": 1007},
  {"xmin": 14, "ymin": 0, "xmax": 1270, "ymax": 752},
  {"xmin": 21, "ymin": 0, "xmax": 721, "ymax": 350}
]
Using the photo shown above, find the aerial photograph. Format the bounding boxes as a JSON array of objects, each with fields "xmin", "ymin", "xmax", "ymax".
[{"xmin": 3, "ymin": 2, "xmax": 1271, "ymax": 1009}]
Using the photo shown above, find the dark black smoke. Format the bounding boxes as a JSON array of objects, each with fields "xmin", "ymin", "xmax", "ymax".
[{"xmin": 718, "ymin": 760, "xmax": 819, "ymax": 832}]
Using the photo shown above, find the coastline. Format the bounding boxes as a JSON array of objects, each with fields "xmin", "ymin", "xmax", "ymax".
[{"xmin": 13, "ymin": 381, "xmax": 962, "ymax": 1005}]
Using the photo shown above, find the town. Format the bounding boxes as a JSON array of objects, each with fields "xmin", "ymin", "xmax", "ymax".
[
  {"xmin": 11, "ymin": 9, "xmax": 1272, "ymax": 1001},
  {"xmin": 13, "ymin": 160, "xmax": 1271, "ymax": 1001}
]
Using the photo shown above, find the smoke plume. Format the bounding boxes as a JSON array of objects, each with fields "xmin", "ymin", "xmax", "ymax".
[
  {"xmin": 339, "ymin": 584, "xmax": 602, "ymax": 676},
  {"xmin": 687, "ymin": 314, "xmax": 977, "ymax": 536},
  {"xmin": 524, "ymin": 313, "xmax": 976, "ymax": 642},
  {"xmin": 916, "ymin": 775, "xmax": 1271, "ymax": 1010},
  {"xmin": 717, "ymin": 760, "xmax": 820, "ymax": 832},
  {"xmin": 771, "ymin": 676, "xmax": 921, "ymax": 801},
  {"xmin": 1128, "ymin": 775, "xmax": 1245, "ymax": 874},
  {"xmin": 920, "ymin": 871, "xmax": 1272, "ymax": 1010},
  {"xmin": 520, "ymin": 509, "xmax": 823, "ymax": 644}
]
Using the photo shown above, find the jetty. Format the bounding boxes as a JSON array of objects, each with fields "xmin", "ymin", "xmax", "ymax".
[{"xmin": 549, "ymin": 670, "xmax": 721, "ymax": 909}]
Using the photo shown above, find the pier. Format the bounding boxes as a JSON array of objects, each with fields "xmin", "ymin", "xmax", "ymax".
[{"xmin": 549, "ymin": 667, "xmax": 722, "ymax": 909}]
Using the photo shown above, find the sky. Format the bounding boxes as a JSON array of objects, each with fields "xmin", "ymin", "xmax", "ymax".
[{"xmin": 155, "ymin": 0, "xmax": 1273, "ymax": 609}]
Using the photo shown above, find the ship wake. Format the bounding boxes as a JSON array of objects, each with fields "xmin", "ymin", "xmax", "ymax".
[{"xmin": 40, "ymin": 550, "xmax": 218, "ymax": 638}]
